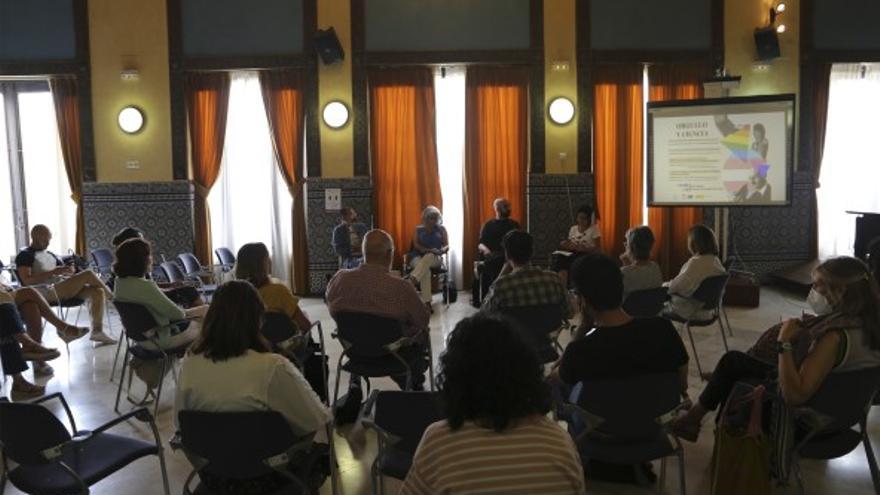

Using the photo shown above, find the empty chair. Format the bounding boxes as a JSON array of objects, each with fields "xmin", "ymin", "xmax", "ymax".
[
  {"xmin": 214, "ymin": 247, "xmax": 236, "ymax": 272},
  {"xmin": 565, "ymin": 372, "xmax": 688, "ymax": 495},
  {"xmin": 90, "ymin": 248, "xmax": 115, "ymax": 280},
  {"xmin": 786, "ymin": 367, "xmax": 880, "ymax": 493},
  {"xmin": 361, "ymin": 390, "xmax": 445, "ymax": 494},
  {"xmin": 497, "ymin": 303, "xmax": 567, "ymax": 363},
  {"xmin": 664, "ymin": 273, "xmax": 731, "ymax": 377},
  {"xmin": 159, "ymin": 260, "xmax": 186, "ymax": 285},
  {"xmin": 176, "ymin": 410, "xmax": 333, "ymax": 495},
  {"xmin": 113, "ymin": 301, "xmax": 190, "ymax": 417},
  {"xmin": 0, "ymin": 393, "xmax": 170, "ymax": 495},
  {"xmin": 331, "ymin": 312, "xmax": 434, "ymax": 405},
  {"xmin": 623, "ymin": 286, "xmax": 670, "ymax": 318},
  {"xmin": 177, "ymin": 253, "xmax": 217, "ymax": 298}
]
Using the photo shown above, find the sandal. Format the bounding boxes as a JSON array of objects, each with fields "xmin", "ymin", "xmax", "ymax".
[{"xmin": 58, "ymin": 324, "xmax": 89, "ymax": 344}]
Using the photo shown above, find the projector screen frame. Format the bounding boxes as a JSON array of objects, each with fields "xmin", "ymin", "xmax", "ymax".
[{"xmin": 646, "ymin": 93, "xmax": 796, "ymax": 208}]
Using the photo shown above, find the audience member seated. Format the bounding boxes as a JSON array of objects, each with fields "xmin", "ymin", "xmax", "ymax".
[
  {"xmin": 673, "ymin": 256, "xmax": 880, "ymax": 442},
  {"xmin": 619, "ymin": 225, "xmax": 663, "ymax": 299},
  {"xmin": 1, "ymin": 281, "xmax": 87, "ymax": 376},
  {"xmin": 474, "ymin": 197, "xmax": 521, "ymax": 305},
  {"xmin": 175, "ymin": 280, "xmax": 331, "ymax": 494},
  {"xmin": 868, "ymin": 237, "xmax": 880, "ymax": 283},
  {"xmin": 332, "ymin": 207, "xmax": 368, "ymax": 269},
  {"xmin": 325, "ymin": 229, "xmax": 431, "ymax": 391},
  {"xmin": 551, "ymin": 204, "xmax": 601, "ymax": 287},
  {"xmin": 664, "ymin": 224, "xmax": 726, "ymax": 319},
  {"xmin": 400, "ymin": 314, "xmax": 586, "ymax": 494},
  {"xmin": 235, "ymin": 242, "xmax": 311, "ymax": 333},
  {"xmin": 552, "ymin": 253, "xmax": 689, "ymax": 395},
  {"xmin": 408, "ymin": 206, "xmax": 449, "ymax": 310},
  {"xmin": 111, "ymin": 227, "xmax": 204, "ymax": 308},
  {"xmin": 15, "ymin": 224, "xmax": 116, "ymax": 344},
  {"xmin": 113, "ymin": 238, "xmax": 205, "ymax": 351},
  {"xmin": 0, "ymin": 299, "xmax": 61, "ymax": 397},
  {"xmin": 482, "ymin": 230, "xmax": 572, "ymax": 318}
]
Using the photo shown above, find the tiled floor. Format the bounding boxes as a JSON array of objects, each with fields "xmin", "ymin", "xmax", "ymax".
[{"xmin": 3, "ymin": 286, "xmax": 879, "ymax": 494}]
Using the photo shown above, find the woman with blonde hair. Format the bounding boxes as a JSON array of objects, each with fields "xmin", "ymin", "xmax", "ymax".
[
  {"xmin": 674, "ymin": 256, "xmax": 880, "ymax": 442},
  {"xmin": 408, "ymin": 206, "xmax": 449, "ymax": 311}
]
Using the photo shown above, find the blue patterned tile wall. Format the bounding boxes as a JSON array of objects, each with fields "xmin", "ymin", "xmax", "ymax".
[
  {"xmin": 82, "ymin": 181, "xmax": 195, "ymax": 261},
  {"xmin": 305, "ymin": 177, "xmax": 373, "ymax": 294},
  {"xmin": 527, "ymin": 173, "xmax": 595, "ymax": 268}
]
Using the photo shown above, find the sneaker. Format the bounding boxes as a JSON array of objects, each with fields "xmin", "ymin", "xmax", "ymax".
[
  {"xmin": 32, "ymin": 361, "xmax": 56, "ymax": 376},
  {"xmin": 89, "ymin": 331, "xmax": 117, "ymax": 345},
  {"xmin": 11, "ymin": 381, "xmax": 46, "ymax": 398},
  {"xmin": 58, "ymin": 325, "xmax": 89, "ymax": 344}
]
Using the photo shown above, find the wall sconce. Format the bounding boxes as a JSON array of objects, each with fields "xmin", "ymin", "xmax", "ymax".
[
  {"xmin": 769, "ymin": 2, "xmax": 786, "ymax": 33},
  {"xmin": 118, "ymin": 106, "xmax": 145, "ymax": 134},
  {"xmin": 548, "ymin": 97, "xmax": 575, "ymax": 125},
  {"xmin": 322, "ymin": 101, "xmax": 350, "ymax": 129}
]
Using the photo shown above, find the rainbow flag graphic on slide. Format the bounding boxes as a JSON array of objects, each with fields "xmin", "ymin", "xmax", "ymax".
[{"xmin": 720, "ymin": 125, "xmax": 769, "ymax": 194}]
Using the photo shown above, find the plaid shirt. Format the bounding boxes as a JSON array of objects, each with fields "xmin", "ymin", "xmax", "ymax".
[
  {"xmin": 482, "ymin": 265, "xmax": 572, "ymax": 316},
  {"xmin": 325, "ymin": 263, "xmax": 429, "ymax": 337}
]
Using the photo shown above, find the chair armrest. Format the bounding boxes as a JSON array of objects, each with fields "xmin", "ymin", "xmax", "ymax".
[
  {"xmin": 358, "ymin": 390, "xmax": 402, "ymax": 446},
  {"xmin": 386, "ymin": 330, "xmax": 425, "ymax": 353},
  {"xmin": 90, "ymin": 407, "xmax": 156, "ymax": 437},
  {"xmin": 29, "ymin": 392, "xmax": 78, "ymax": 434},
  {"xmin": 560, "ymin": 402, "xmax": 605, "ymax": 443}
]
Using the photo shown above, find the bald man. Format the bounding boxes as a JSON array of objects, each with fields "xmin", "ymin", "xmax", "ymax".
[
  {"xmin": 15, "ymin": 225, "xmax": 117, "ymax": 347},
  {"xmin": 474, "ymin": 197, "xmax": 521, "ymax": 306},
  {"xmin": 325, "ymin": 229, "xmax": 430, "ymax": 390}
]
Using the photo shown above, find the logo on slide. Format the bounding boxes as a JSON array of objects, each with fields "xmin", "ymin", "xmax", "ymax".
[{"xmin": 720, "ymin": 125, "xmax": 769, "ymax": 194}]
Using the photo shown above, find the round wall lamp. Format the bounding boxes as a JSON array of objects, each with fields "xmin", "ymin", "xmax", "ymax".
[
  {"xmin": 548, "ymin": 97, "xmax": 575, "ymax": 125},
  {"xmin": 322, "ymin": 101, "xmax": 350, "ymax": 129},
  {"xmin": 118, "ymin": 106, "xmax": 145, "ymax": 134}
]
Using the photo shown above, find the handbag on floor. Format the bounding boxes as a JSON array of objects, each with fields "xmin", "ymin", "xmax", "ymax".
[{"xmin": 710, "ymin": 383, "xmax": 773, "ymax": 495}]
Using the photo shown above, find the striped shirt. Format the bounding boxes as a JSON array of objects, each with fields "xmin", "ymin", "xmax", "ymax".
[{"xmin": 399, "ymin": 416, "xmax": 586, "ymax": 495}]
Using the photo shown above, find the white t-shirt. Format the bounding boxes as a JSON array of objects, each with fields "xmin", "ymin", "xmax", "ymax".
[
  {"xmin": 568, "ymin": 224, "xmax": 601, "ymax": 248},
  {"xmin": 175, "ymin": 350, "xmax": 331, "ymax": 436},
  {"xmin": 33, "ymin": 250, "xmax": 60, "ymax": 275}
]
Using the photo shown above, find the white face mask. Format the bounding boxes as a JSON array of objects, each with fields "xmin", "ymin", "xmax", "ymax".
[{"xmin": 807, "ymin": 288, "xmax": 833, "ymax": 315}]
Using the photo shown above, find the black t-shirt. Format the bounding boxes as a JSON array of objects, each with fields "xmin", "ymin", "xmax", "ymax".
[
  {"xmin": 478, "ymin": 218, "xmax": 520, "ymax": 254},
  {"xmin": 559, "ymin": 317, "xmax": 688, "ymax": 385}
]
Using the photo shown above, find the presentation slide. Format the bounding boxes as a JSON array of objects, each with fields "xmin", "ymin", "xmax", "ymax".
[{"xmin": 648, "ymin": 95, "xmax": 795, "ymax": 207}]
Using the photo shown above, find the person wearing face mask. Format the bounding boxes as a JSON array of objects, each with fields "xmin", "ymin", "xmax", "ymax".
[{"xmin": 673, "ymin": 256, "xmax": 880, "ymax": 442}]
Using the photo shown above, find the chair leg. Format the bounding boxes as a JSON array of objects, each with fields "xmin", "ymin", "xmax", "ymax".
[
  {"xmin": 677, "ymin": 450, "xmax": 686, "ymax": 495},
  {"xmin": 718, "ymin": 320, "xmax": 729, "ymax": 352},
  {"xmin": 332, "ymin": 357, "xmax": 344, "ymax": 407},
  {"xmin": 109, "ymin": 335, "xmax": 124, "ymax": 383},
  {"xmin": 153, "ymin": 359, "xmax": 168, "ymax": 418},
  {"xmin": 684, "ymin": 322, "xmax": 704, "ymax": 379},
  {"xmin": 114, "ymin": 343, "xmax": 130, "ymax": 414},
  {"xmin": 658, "ymin": 457, "xmax": 667, "ymax": 495},
  {"xmin": 157, "ymin": 441, "xmax": 171, "ymax": 495},
  {"xmin": 863, "ymin": 430, "xmax": 880, "ymax": 493},
  {"xmin": 722, "ymin": 306, "xmax": 734, "ymax": 337}
]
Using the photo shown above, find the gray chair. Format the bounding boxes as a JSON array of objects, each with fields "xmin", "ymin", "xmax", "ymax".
[
  {"xmin": 623, "ymin": 287, "xmax": 669, "ymax": 318},
  {"xmin": 564, "ymin": 372, "xmax": 688, "ymax": 495},
  {"xmin": 664, "ymin": 274, "xmax": 731, "ymax": 378}
]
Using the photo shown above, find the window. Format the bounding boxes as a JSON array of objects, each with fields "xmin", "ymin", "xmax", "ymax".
[
  {"xmin": 434, "ymin": 66, "xmax": 466, "ymax": 283},
  {"xmin": 0, "ymin": 81, "xmax": 76, "ymax": 261},
  {"xmin": 207, "ymin": 71, "xmax": 294, "ymax": 284},
  {"xmin": 817, "ymin": 63, "xmax": 880, "ymax": 258}
]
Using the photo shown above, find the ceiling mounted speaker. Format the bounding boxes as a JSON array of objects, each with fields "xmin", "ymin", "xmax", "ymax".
[
  {"xmin": 754, "ymin": 27, "xmax": 781, "ymax": 61},
  {"xmin": 315, "ymin": 27, "xmax": 345, "ymax": 65}
]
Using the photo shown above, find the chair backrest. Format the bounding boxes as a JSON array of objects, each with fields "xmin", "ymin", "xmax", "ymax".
[
  {"xmin": 372, "ymin": 391, "xmax": 445, "ymax": 453},
  {"xmin": 114, "ymin": 301, "xmax": 161, "ymax": 342},
  {"xmin": 802, "ymin": 366, "xmax": 880, "ymax": 432},
  {"xmin": 573, "ymin": 372, "xmax": 681, "ymax": 441},
  {"xmin": 150, "ymin": 264, "xmax": 169, "ymax": 283},
  {"xmin": 178, "ymin": 410, "xmax": 299, "ymax": 480},
  {"xmin": 622, "ymin": 287, "xmax": 669, "ymax": 318},
  {"xmin": 215, "ymin": 247, "xmax": 235, "ymax": 269},
  {"xmin": 333, "ymin": 311, "xmax": 406, "ymax": 358},
  {"xmin": 262, "ymin": 311, "xmax": 297, "ymax": 345},
  {"xmin": 177, "ymin": 253, "xmax": 201, "ymax": 278},
  {"xmin": 497, "ymin": 304, "xmax": 564, "ymax": 362},
  {"xmin": 160, "ymin": 260, "xmax": 185, "ymax": 283},
  {"xmin": 0, "ymin": 401, "xmax": 72, "ymax": 465},
  {"xmin": 90, "ymin": 248, "xmax": 114, "ymax": 275},
  {"xmin": 691, "ymin": 274, "xmax": 730, "ymax": 310}
]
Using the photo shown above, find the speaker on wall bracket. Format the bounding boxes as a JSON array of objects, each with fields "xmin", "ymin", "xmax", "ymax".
[
  {"xmin": 315, "ymin": 27, "xmax": 345, "ymax": 65},
  {"xmin": 754, "ymin": 27, "xmax": 781, "ymax": 61}
]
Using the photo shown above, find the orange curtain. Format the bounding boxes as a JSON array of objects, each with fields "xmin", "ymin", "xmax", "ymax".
[
  {"xmin": 809, "ymin": 63, "xmax": 832, "ymax": 260},
  {"xmin": 184, "ymin": 72, "xmax": 230, "ymax": 264},
  {"xmin": 49, "ymin": 77, "xmax": 86, "ymax": 255},
  {"xmin": 259, "ymin": 69, "xmax": 309, "ymax": 294},
  {"xmin": 462, "ymin": 67, "xmax": 529, "ymax": 288},
  {"xmin": 593, "ymin": 64, "xmax": 644, "ymax": 261},
  {"xmin": 370, "ymin": 68, "xmax": 442, "ymax": 268},
  {"xmin": 647, "ymin": 64, "xmax": 710, "ymax": 277}
]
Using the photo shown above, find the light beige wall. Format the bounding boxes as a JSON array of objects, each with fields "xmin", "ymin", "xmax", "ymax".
[
  {"xmin": 88, "ymin": 0, "xmax": 173, "ymax": 182},
  {"xmin": 317, "ymin": 0, "xmax": 354, "ymax": 178},
  {"xmin": 543, "ymin": 0, "xmax": 579, "ymax": 174}
]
